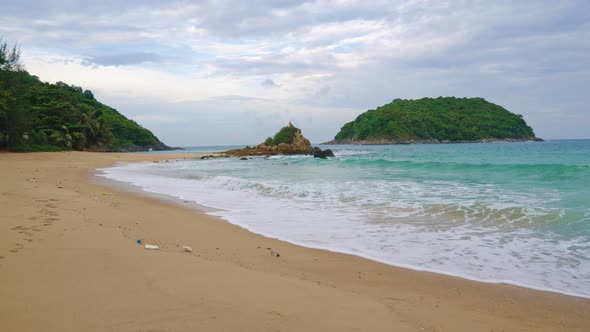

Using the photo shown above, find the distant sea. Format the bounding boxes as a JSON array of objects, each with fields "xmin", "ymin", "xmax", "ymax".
[{"xmin": 99, "ymin": 140, "xmax": 590, "ymax": 298}]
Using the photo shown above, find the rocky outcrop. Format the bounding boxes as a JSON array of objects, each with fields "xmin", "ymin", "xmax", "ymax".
[{"xmin": 222, "ymin": 122, "xmax": 334, "ymax": 157}]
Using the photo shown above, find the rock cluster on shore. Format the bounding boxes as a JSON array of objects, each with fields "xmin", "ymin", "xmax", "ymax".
[{"xmin": 222, "ymin": 122, "xmax": 334, "ymax": 158}]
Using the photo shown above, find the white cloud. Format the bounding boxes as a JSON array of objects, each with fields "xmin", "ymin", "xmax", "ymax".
[
  {"xmin": 22, "ymin": 48, "xmax": 251, "ymax": 103},
  {"xmin": 2, "ymin": 0, "xmax": 589, "ymax": 144}
]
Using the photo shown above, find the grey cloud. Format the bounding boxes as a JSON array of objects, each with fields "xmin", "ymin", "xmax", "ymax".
[
  {"xmin": 211, "ymin": 56, "xmax": 329, "ymax": 75},
  {"xmin": 171, "ymin": 0, "xmax": 393, "ymax": 38},
  {"xmin": 0, "ymin": 0, "xmax": 165, "ymax": 17},
  {"xmin": 311, "ymin": 85, "xmax": 331, "ymax": 99},
  {"xmin": 0, "ymin": 16, "xmax": 147, "ymax": 49},
  {"xmin": 2, "ymin": 0, "xmax": 399, "ymax": 44},
  {"xmin": 2, "ymin": 0, "xmax": 590, "ymax": 141},
  {"xmin": 84, "ymin": 52, "xmax": 163, "ymax": 66},
  {"xmin": 261, "ymin": 78, "xmax": 278, "ymax": 88}
]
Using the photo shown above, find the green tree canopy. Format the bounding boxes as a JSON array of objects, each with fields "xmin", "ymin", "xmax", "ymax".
[
  {"xmin": 334, "ymin": 97, "xmax": 536, "ymax": 142},
  {"xmin": 264, "ymin": 122, "xmax": 299, "ymax": 146},
  {"xmin": 0, "ymin": 36, "xmax": 170, "ymax": 151}
]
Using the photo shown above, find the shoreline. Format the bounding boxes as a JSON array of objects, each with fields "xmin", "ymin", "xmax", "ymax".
[
  {"xmin": 1, "ymin": 151, "xmax": 589, "ymax": 331},
  {"xmin": 100, "ymin": 155, "xmax": 590, "ymax": 300},
  {"xmin": 99, "ymin": 163, "xmax": 590, "ymax": 300}
]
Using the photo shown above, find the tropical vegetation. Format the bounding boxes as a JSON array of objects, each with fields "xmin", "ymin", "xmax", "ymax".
[
  {"xmin": 334, "ymin": 97, "xmax": 536, "ymax": 142},
  {"xmin": 264, "ymin": 122, "xmax": 299, "ymax": 146},
  {"xmin": 0, "ymin": 37, "xmax": 169, "ymax": 151}
]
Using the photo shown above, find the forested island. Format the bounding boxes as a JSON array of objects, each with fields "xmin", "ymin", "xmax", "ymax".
[
  {"xmin": 326, "ymin": 97, "xmax": 541, "ymax": 144},
  {"xmin": 0, "ymin": 38, "xmax": 174, "ymax": 152}
]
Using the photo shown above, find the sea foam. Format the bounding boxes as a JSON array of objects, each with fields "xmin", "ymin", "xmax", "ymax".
[{"xmin": 97, "ymin": 141, "xmax": 590, "ymax": 298}]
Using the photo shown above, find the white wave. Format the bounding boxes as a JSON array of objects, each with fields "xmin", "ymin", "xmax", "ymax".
[{"xmin": 97, "ymin": 160, "xmax": 590, "ymax": 298}]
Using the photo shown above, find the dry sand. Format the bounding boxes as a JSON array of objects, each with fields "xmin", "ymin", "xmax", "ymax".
[{"xmin": 0, "ymin": 151, "xmax": 589, "ymax": 332}]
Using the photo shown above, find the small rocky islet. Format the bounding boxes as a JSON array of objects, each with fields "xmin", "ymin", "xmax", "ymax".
[{"xmin": 221, "ymin": 122, "xmax": 335, "ymax": 159}]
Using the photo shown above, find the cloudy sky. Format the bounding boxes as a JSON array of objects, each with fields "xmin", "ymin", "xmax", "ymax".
[{"xmin": 1, "ymin": 0, "xmax": 589, "ymax": 145}]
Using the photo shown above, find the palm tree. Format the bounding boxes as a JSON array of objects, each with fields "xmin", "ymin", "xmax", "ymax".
[
  {"xmin": 93, "ymin": 116, "xmax": 113, "ymax": 147},
  {"xmin": 77, "ymin": 110, "xmax": 113, "ymax": 148},
  {"xmin": 71, "ymin": 132, "xmax": 86, "ymax": 150},
  {"xmin": 49, "ymin": 125, "xmax": 72, "ymax": 149},
  {"xmin": 77, "ymin": 110, "xmax": 98, "ymax": 145}
]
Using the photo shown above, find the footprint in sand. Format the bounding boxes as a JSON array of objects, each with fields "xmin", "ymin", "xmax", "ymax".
[
  {"xmin": 40, "ymin": 209, "xmax": 58, "ymax": 217},
  {"xmin": 14, "ymin": 225, "xmax": 40, "ymax": 231},
  {"xmin": 9, "ymin": 244, "xmax": 23, "ymax": 253}
]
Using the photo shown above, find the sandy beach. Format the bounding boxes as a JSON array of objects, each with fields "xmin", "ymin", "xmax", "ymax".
[{"xmin": 1, "ymin": 151, "xmax": 589, "ymax": 332}]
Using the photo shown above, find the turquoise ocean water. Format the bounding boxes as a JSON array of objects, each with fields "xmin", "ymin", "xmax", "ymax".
[{"xmin": 99, "ymin": 140, "xmax": 590, "ymax": 297}]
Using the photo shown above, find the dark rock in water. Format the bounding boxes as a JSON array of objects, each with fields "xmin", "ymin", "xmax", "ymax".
[
  {"xmin": 240, "ymin": 157, "xmax": 248, "ymax": 160},
  {"xmin": 200, "ymin": 156, "xmax": 209, "ymax": 159},
  {"xmin": 313, "ymin": 147, "xmax": 322, "ymax": 158},
  {"xmin": 313, "ymin": 147, "xmax": 335, "ymax": 159},
  {"xmin": 323, "ymin": 149, "xmax": 335, "ymax": 157}
]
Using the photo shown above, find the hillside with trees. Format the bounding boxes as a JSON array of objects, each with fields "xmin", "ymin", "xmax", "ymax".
[
  {"xmin": 0, "ymin": 37, "xmax": 173, "ymax": 152},
  {"xmin": 328, "ymin": 97, "xmax": 539, "ymax": 144}
]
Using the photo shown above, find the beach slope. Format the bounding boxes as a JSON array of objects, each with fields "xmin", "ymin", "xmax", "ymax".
[{"xmin": 0, "ymin": 152, "xmax": 588, "ymax": 331}]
